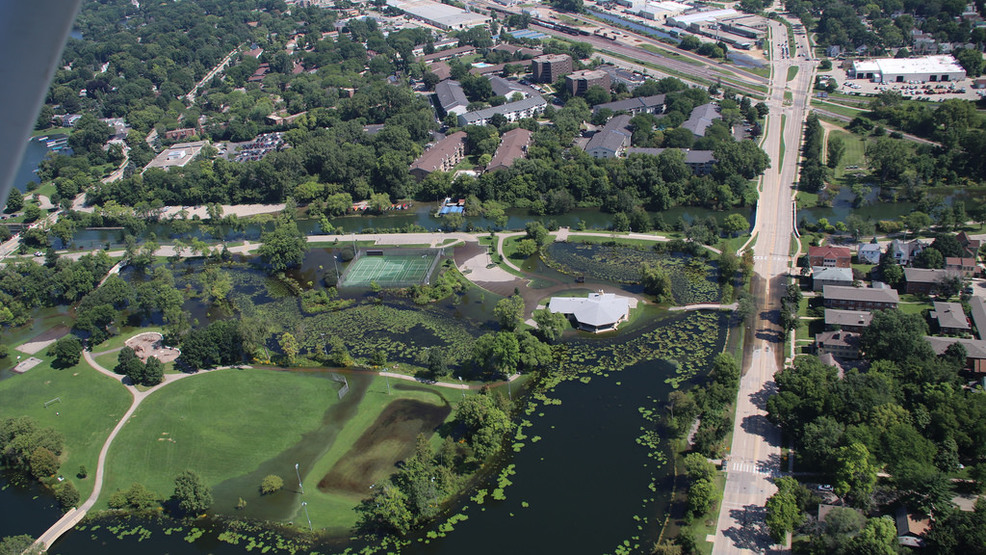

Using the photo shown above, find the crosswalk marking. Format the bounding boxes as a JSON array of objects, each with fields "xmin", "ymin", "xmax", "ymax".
[
  {"xmin": 752, "ymin": 255, "xmax": 791, "ymax": 261},
  {"xmin": 730, "ymin": 461, "xmax": 776, "ymax": 476}
]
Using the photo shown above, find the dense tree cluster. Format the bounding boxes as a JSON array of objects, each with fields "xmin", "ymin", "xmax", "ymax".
[
  {"xmin": 0, "ymin": 417, "xmax": 65, "ymax": 482},
  {"xmin": 0, "ymin": 252, "xmax": 113, "ymax": 328},
  {"xmin": 799, "ymin": 113, "xmax": 826, "ymax": 193},
  {"xmin": 767, "ymin": 309, "xmax": 986, "ymax": 548},
  {"xmin": 176, "ymin": 320, "xmax": 245, "ymax": 371}
]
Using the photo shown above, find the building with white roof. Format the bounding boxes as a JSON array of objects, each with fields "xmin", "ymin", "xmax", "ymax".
[
  {"xmin": 850, "ymin": 55, "xmax": 966, "ymax": 83},
  {"xmin": 668, "ymin": 8, "xmax": 740, "ymax": 29},
  {"xmin": 638, "ymin": 1, "xmax": 690, "ymax": 21},
  {"xmin": 385, "ymin": 0, "xmax": 489, "ymax": 30},
  {"xmin": 548, "ymin": 292, "xmax": 633, "ymax": 332}
]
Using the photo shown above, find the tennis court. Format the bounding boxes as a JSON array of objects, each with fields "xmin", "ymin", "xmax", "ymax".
[{"xmin": 339, "ymin": 250, "xmax": 441, "ymax": 288}]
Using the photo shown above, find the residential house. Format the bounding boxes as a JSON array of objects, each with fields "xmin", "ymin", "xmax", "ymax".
[
  {"xmin": 409, "ymin": 131, "xmax": 468, "ymax": 180},
  {"xmin": 486, "ymin": 128, "xmax": 533, "ymax": 172},
  {"xmin": 488, "ymin": 75, "xmax": 538, "ymax": 99},
  {"xmin": 811, "ymin": 266, "xmax": 854, "ymax": 291},
  {"xmin": 823, "ymin": 285, "xmax": 900, "ymax": 310},
  {"xmin": 809, "ymin": 245, "xmax": 852, "ymax": 268},
  {"xmin": 623, "ymin": 148, "xmax": 716, "ymax": 175},
  {"xmin": 585, "ymin": 114, "xmax": 632, "ymax": 159},
  {"xmin": 895, "ymin": 507, "xmax": 931, "ymax": 548},
  {"xmin": 903, "ymin": 267, "xmax": 960, "ymax": 295},
  {"xmin": 434, "ymin": 80, "xmax": 469, "ymax": 117},
  {"xmin": 946, "ymin": 256, "xmax": 977, "ymax": 277},
  {"xmin": 427, "ymin": 61, "xmax": 451, "ymax": 81},
  {"xmin": 681, "ymin": 102, "xmax": 721, "ymax": 137},
  {"xmin": 548, "ymin": 292, "xmax": 632, "ymax": 332},
  {"xmin": 926, "ymin": 336, "xmax": 986, "ymax": 373},
  {"xmin": 970, "ymin": 296, "xmax": 986, "ymax": 338},
  {"xmin": 858, "ymin": 243, "xmax": 882, "ymax": 264},
  {"xmin": 815, "ymin": 330, "xmax": 860, "ymax": 359},
  {"xmin": 824, "ymin": 309, "xmax": 873, "ymax": 332},
  {"xmin": 163, "ymin": 128, "xmax": 197, "ymax": 141},
  {"xmin": 418, "ymin": 45, "xmax": 476, "ymax": 64},
  {"xmin": 931, "ymin": 301, "xmax": 971, "ymax": 334},
  {"xmin": 890, "ymin": 238, "xmax": 928, "ymax": 265},
  {"xmin": 958, "ymin": 231, "xmax": 984, "ymax": 257},
  {"xmin": 592, "ymin": 94, "xmax": 666, "ymax": 115},
  {"xmin": 457, "ymin": 95, "xmax": 547, "ymax": 126}
]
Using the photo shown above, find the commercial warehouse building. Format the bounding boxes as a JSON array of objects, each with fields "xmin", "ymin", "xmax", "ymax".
[
  {"xmin": 386, "ymin": 0, "xmax": 489, "ymax": 30},
  {"xmin": 849, "ymin": 55, "xmax": 966, "ymax": 83}
]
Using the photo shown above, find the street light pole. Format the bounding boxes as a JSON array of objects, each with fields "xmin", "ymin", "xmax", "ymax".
[
  {"xmin": 295, "ymin": 463, "xmax": 304, "ymax": 494},
  {"xmin": 301, "ymin": 501, "xmax": 313, "ymax": 531}
]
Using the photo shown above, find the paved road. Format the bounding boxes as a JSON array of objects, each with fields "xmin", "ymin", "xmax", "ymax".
[{"xmin": 711, "ymin": 10, "xmax": 814, "ymax": 555}]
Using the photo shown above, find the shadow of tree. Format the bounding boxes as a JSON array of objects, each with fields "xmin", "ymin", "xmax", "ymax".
[
  {"xmin": 741, "ymin": 414, "xmax": 780, "ymax": 448},
  {"xmin": 723, "ymin": 504, "xmax": 774, "ymax": 552},
  {"xmin": 749, "ymin": 380, "xmax": 778, "ymax": 410}
]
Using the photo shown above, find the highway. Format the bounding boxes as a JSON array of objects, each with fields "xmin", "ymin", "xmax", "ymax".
[{"xmin": 711, "ymin": 11, "xmax": 815, "ymax": 555}]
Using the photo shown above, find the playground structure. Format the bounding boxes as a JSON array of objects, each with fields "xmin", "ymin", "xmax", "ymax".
[{"xmin": 125, "ymin": 332, "xmax": 181, "ymax": 364}]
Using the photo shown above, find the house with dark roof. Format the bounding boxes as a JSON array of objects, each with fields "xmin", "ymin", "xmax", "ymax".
[
  {"xmin": 970, "ymin": 296, "xmax": 986, "ymax": 338},
  {"xmin": 427, "ymin": 61, "xmax": 452, "ymax": 81},
  {"xmin": 418, "ymin": 45, "xmax": 476, "ymax": 64},
  {"xmin": 903, "ymin": 267, "xmax": 960, "ymax": 295},
  {"xmin": 597, "ymin": 64, "xmax": 647, "ymax": 91},
  {"xmin": 488, "ymin": 76, "xmax": 537, "ymax": 99},
  {"xmin": 585, "ymin": 114, "xmax": 632, "ymax": 159},
  {"xmin": 956, "ymin": 231, "xmax": 982, "ymax": 258},
  {"xmin": 486, "ymin": 128, "xmax": 533, "ymax": 172},
  {"xmin": 824, "ymin": 309, "xmax": 873, "ymax": 332},
  {"xmin": 566, "ymin": 69, "xmax": 612, "ymax": 96},
  {"xmin": 491, "ymin": 43, "xmax": 542, "ymax": 58},
  {"xmin": 823, "ymin": 285, "xmax": 899, "ymax": 310},
  {"xmin": 592, "ymin": 94, "xmax": 666, "ymax": 115},
  {"xmin": 623, "ymin": 148, "xmax": 716, "ymax": 175},
  {"xmin": 811, "ymin": 266, "xmax": 854, "ymax": 291},
  {"xmin": 434, "ymin": 80, "xmax": 469, "ymax": 117},
  {"xmin": 548, "ymin": 292, "xmax": 632, "ymax": 332},
  {"xmin": 816, "ymin": 330, "xmax": 860, "ymax": 359},
  {"xmin": 809, "ymin": 245, "xmax": 852, "ymax": 268},
  {"xmin": 945, "ymin": 256, "xmax": 977, "ymax": 277},
  {"xmin": 409, "ymin": 131, "xmax": 468, "ymax": 180},
  {"xmin": 931, "ymin": 301, "xmax": 970, "ymax": 334},
  {"xmin": 895, "ymin": 507, "xmax": 931, "ymax": 548},
  {"xmin": 681, "ymin": 102, "xmax": 721, "ymax": 136},
  {"xmin": 457, "ymin": 95, "xmax": 547, "ymax": 126}
]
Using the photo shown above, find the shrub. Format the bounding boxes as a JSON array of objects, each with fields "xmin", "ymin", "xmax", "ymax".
[{"xmin": 261, "ymin": 474, "xmax": 284, "ymax": 495}]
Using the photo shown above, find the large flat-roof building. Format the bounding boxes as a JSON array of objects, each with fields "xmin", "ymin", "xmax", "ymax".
[
  {"xmin": 531, "ymin": 54, "xmax": 573, "ymax": 83},
  {"xmin": 566, "ymin": 69, "xmax": 612, "ymax": 96},
  {"xmin": 668, "ymin": 8, "xmax": 740, "ymax": 29},
  {"xmin": 144, "ymin": 141, "xmax": 209, "ymax": 172},
  {"xmin": 850, "ymin": 55, "xmax": 966, "ymax": 83},
  {"xmin": 386, "ymin": 0, "xmax": 490, "ymax": 30}
]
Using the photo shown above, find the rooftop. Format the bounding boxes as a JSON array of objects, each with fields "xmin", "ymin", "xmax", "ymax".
[
  {"xmin": 812, "ymin": 266, "xmax": 854, "ymax": 281},
  {"xmin": 387, "ymin": 0, "xmax": 489, "ymax": 28},
  {"xmin": 680, "ymin": 102, "xmax": 720, "ymax": 137},
  {"xmin": 435, "ymin": 79, "xmax": 468, "ymax": 112},
  {"xmin": 853, "ymin": 54, "xmax": 965, "ymax": 75},
  {"xmin": 823, "ymin": 285, "xmax": 900, "ymax": 304},
  {"xmin": 825, "ymin": 309, "xmax": 874, "ymax": 328},
  {"xmin": 932, "ymin": 301, "xmax": 970, "ymax": 330},
  {"xmin": 816, "ymin": 330, "xmax": 860, "ymax": 349},
  {"xmin": 809, "ymin": 245, "xmax": 852, "ymax": 258},
  {"xmin": 593, "ymin": 94, "xmax": 666, "ymax": 113},
  {"xmin": 971, "ymin": 296, "xmax": 986, "ymax": 339},
  {"xmin": 486, "ymin": 127, "xmax": 533, "ymax": 172},
  {"xmin": 458, "ymin": 95, "xmax": 546, "ymax": 125},
  {"xmin": 548, "ymin": 292, "xmax": 632, "ymax": 328},
  {"xmin": 144, "ymin": 140, "xmax": 208, "ymax": 171},
  {"xmin": 903, "ymin": 267, "xmax": 961, "ymax": 283},
  {"xmin": 623, "ymin": 147, "xmax": 715, "ymax": 165},
  {"xmin": 409, "ymin": 131, "xmax": 467, "ymax": 174},
  {"xmin": 925, "ymin": 336, "xmax": 986, "ymax": 358}
]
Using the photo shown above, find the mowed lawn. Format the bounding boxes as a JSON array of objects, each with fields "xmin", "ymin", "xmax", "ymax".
[
  {"xmin": 98, "ymin": 368, "xmax": 340, "ymax": 509},
  {"xmin": 301, "ymin": 377, "xmax": 476, "ymax": 531},
  {"xmin": 0, "ymin": 354, "xmax": 132, "ymax": 500}
]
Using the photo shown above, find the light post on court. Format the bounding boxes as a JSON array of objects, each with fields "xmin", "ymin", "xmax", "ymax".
[{"xmin": 295, "ymin": 463, "xmax": 304, "ymax": 494}]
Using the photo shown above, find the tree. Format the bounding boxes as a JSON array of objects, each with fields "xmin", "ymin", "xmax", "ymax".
[
  {"xmin": 860, "ymin": 310, "xmax": 934, "ymax": 364},
  {"xmin": 687, "ymin": 478, "xmax": 719, "ymax": 516},
  {"xmin": 56, "ymin": 481, "xmax": 80, "ymax": 509},
  {"xmin": 260, "ymin": 475, "xmax": 284, "ymax": 495},
  {"xmin": 50, "ymin": 336, "xmax": 82, "ymax": 368},
  {"xmin": 471, "ymin": 331, "xmax": 520, "ymax": 377},
  {"xmin": 847, "ymin": 517, "xmax": 898, "ymax": 555},
  {"xmin": 493, "ymin": 295, "xmax": 525, "ymax": 330},
  {"xmin": 22, "ymin": 203, "xmax": 42, "ymax": 223},
  {"xmin": 29, "ymin": 447, "xmax": 59, "ymax": 480},
  {"xmin": 641, "ymin": 263, "xmax": 672, "ymax": 302},
  {"xmin": 833, "ymin": 442, "xmax": 878, "ymax": 505},
  {"xmin": 524, "ymin": 221, "xmax": 550, "ymax": 247},
  {"xmin": 722, "ymin": 213, "xmax": 749, "ymax": 236},
  {"xmin": 279, "ymin": 332, "xmax": 300, "ymax": 365},
  {"xmin": 4, "ymin": 192, "xmax": 23, "ymax": 213},
  {"xmin": 143, "ymin": 357, "xmax": 164, "ymax": 386},
  {"xmin": 363, "ymin": 482, "xmax": 414, "ymax": 534},
  {"xmin": 766, "ymin": 487, "xmax": 802, "ymax": 543},
  {"xmin": 533, "ymin": 308, "xmax": 568, "ymax": 342},
  {"xmin": 515, "ymin": 239, "xmax": 538, "ymax": 258},
  {"xmin": 258, "ymin": 215, "xmax": 309, "ymax": 273},
  {"xmin": 172, "ymin": 470, "xmax": 212, "ymax": 516},
  {"xmin": 108, "ymin": 482, "xmax": 159, "ymax": 511},
  {"xmin": 827, "ymin": 134, "xmax": 845, "ymax": 169},
  {"xmin": 425, "ymin": 348, "xmax": 450, "ymax": 377},
  {"xmin": 0, "ymin": 535, "xmax": 44, "ymax": 555}
]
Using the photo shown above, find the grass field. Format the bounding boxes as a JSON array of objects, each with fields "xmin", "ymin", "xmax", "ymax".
[
  {"xmin": 98, "ymin": 369, "xmax": 343, "ymax": 510},
  {"xmin": 830, "ymin": 131, "xmax": 867, "ymax": 180},
  {"xmin": 340, "ymin": 252, "xmax": 437, "ymax": 287},
  {"xmin": 0, "ymin": 354, "xmax": 132, "ymax": 500},
  {"xmin": 811, "ymin": 99, "xmax": 866, "ymax": 118},
  {"xmin": 787, "ymin": 66, "xmax": 799, "ymax": 82}
]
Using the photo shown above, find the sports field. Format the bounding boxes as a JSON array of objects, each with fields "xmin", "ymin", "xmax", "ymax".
[{"xmin": 339, "ymin": 253, "xmax": 437, "ymax": 287}]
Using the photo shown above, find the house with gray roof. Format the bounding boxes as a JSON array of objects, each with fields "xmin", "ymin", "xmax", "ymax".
[
  {"xmin": 858, "ymin": 242, "xmax": 882, "ymax": 265},
  {"xmin": 823, "ymin": 285, "xmax": 900, "ymax": 310},
  {"xmin": 890, "ymin": 238, "xmax": 928, "ymax": 265},
  {"xmin": 488, "ymin": 76, "xmax": 537, "ymax": 99},
  {"xmin": 681, "ymin": 102, "xmax": 721, "ymax": 137},
  {"xmin": 548, "ymin": 292, "xmax": 632, "ymax": 332},
  {"xmin": 824, "ymin": 309, "xmax": 873, "ymax": 332},
  {"xmin": 925, "ymin": 336, "xmax": 986, "ymax": 373},
  {"xmin": 486, "ymin": 127, "xmax": 533, "ymax": 172},
  {"xmin": 815, "ymin": 330, "xmax": 860, "ymax": 359},
  {"xmin": 931, "ymin": 301, "xmax": 970, "ymax": 334},
  {"xmin": 457, "ymin": 95, "xmax": 547, "ymax": 126},
  {"xmin": 592, "ymin": 94, "xmax": 666, "ymax": 115},
  {"xmin": 585, "ymin": 114, "xmax": 632, "ymax": 158},
  {"xmin": 811, "ymin": 266, "xmax": 854, "ymax": 291},
  {"xmin": 970, "ymin": 296, "xmax": 986, "ymax": 339},
  {"xmin": 903, "ymin": 267, "xmax": 960, "ymax": 295},
  {"xmin": 434, "ymin": 80, "xmax": 469, "ymax": 116}
]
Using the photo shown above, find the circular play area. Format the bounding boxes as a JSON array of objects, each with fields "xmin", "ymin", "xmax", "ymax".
[{"xmin": 125, "ymin": 332, "xmax": 181, "ymax": 364}]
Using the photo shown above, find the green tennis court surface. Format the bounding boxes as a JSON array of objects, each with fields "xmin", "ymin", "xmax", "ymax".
[{"xmin": 339, "ymin": 254, "xmax": 435, "ymax": 287}]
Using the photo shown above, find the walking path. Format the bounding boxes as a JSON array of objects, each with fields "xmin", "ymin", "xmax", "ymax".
[{"xmin": 668, "ymin": 302, "xmax": 738, "ymax": 312}]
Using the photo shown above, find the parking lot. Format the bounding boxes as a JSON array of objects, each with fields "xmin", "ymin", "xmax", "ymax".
[{"xmin": 823, "ymin": 65, "xmax": 982, "ymax": 101}]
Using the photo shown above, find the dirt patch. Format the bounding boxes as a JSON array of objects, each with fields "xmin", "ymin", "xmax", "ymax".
[
  {"xmin": 16, "ymin": 325, "xmax": 71, "ymax": 354},
  {"xmin": 12, "ymin": 357, "xmax": 43, "ymax": 374},
  {"xmin": 125, "ymin": 332, "xmax": 181, "ymax": 364},
  {"xmin": 317, "ymin": 399, "xmax": 450, "ymax": 495}
]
